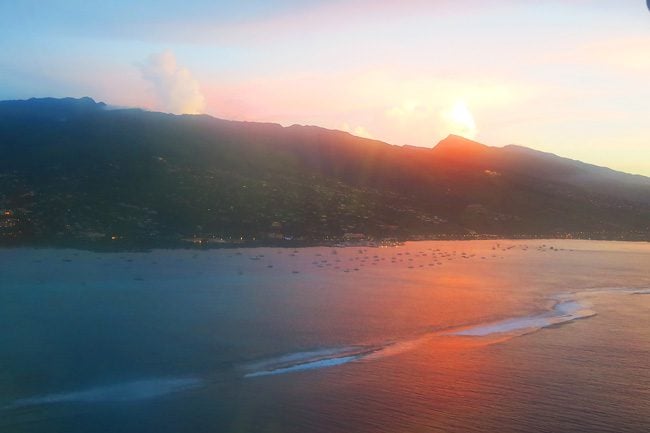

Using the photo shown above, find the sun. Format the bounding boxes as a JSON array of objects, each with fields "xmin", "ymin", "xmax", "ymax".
[
  {"xmin": 450, "ymin": 101, "xmax": 475, "ymax": 131},
  {"xmin": 444, "ymin": 100, "xmax": 477, "ymax": 139}
]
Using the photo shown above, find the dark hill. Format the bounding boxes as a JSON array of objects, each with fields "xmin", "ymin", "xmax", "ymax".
[{"xmin": 1, "ymin": 97, "xmax": 648, "ymax": 248}]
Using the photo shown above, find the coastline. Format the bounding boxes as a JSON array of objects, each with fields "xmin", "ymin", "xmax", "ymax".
[{"xmin": 1, "ymin": 232, "xmax": 648, "ymax": 253}]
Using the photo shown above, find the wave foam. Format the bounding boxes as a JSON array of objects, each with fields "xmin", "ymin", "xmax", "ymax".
[
  {"xmin": 632, "ymin": 289, "xmax": 650, "ymax": 295},
  {"xmin": 12, "ymin": 287, "xmax": 640, "ymax": 389},
  {"xmin": 245, "ymin": 354, "xmax": 363, "ymax": 378},
  {"xmin": 447, "ymin": 299, "xmax": 595, "ymax": 337},
  {"xmin": 243, "ymin": 346, "xmax": 380, "ymax": 378},
  {"xmin": 6, "ymin": 377, "xmax": 202, "ymax": 408},
  {"xmin": 242, "ymin": 292, "xmax": 610, "ymax": 378}
]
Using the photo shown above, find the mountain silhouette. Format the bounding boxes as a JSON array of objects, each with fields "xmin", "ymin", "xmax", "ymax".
[{"xmin": 0, "ymin": 97, "xmax": 648, "ymax": 248}]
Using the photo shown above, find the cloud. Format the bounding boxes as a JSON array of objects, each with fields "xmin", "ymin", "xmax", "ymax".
[
  {"xmin": 341, "ymin": 122, "xmax": 374, "ymax": 139},
  {"xmin": 140, "ymin": 50, "xmax": 205, "ymax": 114}
]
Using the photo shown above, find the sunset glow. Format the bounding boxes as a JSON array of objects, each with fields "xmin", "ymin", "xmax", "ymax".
[
  {"xmin": 444, "ymin": 101, "xmax": 477, "ymax": 140},
  {"xmin": 1, "ymin": 3, "xmax": 650, "ymax": 431},
  {"xmin": 1, "ymin": 1, "xmax": 649, "ymax": 175}
]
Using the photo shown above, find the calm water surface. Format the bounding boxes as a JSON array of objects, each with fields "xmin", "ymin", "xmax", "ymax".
[{"xmin": 1, "ymin": 240, "xmax": 649, "ymax": 432}]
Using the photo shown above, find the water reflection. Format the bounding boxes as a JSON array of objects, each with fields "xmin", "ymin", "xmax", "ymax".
[{"xmin": 1, "ymin": 240, "xmax": 649, "ymax": 433}]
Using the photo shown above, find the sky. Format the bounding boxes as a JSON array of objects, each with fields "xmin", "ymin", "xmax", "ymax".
[{"xmin": 1, "ymin": 0, "xmax": 649, "ymax": 175}]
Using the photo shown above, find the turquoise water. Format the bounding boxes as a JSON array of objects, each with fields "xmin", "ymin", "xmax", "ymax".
[{"xmin": 1, "ymin": 240, "xmax": 649, "ymax": 432}]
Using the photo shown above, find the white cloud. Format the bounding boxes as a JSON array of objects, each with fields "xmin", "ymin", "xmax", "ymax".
[
  {"xmin": 140, "ymin": 50, "xmax": 205, "ymax": 114},
  {"xmin": 340, "ymin": 122, "xmax": 374, "ymax": 139}
]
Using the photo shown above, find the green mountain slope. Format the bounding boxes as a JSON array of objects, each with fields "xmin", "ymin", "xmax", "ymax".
[{"xmin": 1, "ymin": 97, "xmax": 648, "ymax": 247}]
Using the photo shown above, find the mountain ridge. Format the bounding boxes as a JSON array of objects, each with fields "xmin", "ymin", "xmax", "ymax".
[{"xmin": 1, "ymin": 97, "xmax": 648, "ymax": 248}]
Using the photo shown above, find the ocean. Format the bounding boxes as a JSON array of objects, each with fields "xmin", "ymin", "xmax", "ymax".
[{"xmin": 1, "ymin": 240, "xmax": 649, "ymax": 432}]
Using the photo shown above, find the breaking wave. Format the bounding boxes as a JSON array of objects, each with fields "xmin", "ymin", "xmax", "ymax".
[
  {"xmin": 245, "ymin": 355, "xmax": 363, "ymax": 378},
  {"xmin": 5, "ymin": 377, "xmax": 202, "ymax": 409},
  {"xmin": 8, "ymin": 286, "xmax": 646, "ymax": 399},
  {"xmin": 446, "ymin": 298, "xmax": 595, "ymax": 337},
  {"xmin": 242, "ymin": 290, "xmax": 615, "ymax": 378},
  {"xmin": 242, "ymin": 347, "xmax": 380, "ymax": 378}
]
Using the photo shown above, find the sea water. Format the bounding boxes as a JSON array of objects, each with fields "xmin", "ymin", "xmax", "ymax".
[{"xmin": 1, "ymin": 240, "xmax": 649, "ymax": 432}]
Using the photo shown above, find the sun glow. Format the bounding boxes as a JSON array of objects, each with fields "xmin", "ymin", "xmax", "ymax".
[{"xmin": 444, "ymin": 100, "xmax": 477, "ymax": 139}]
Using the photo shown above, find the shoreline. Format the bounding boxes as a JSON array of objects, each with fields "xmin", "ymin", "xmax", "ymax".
[{"xmin": 1, "ymin": 234, "xmax": 648, "ymax": 253}]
